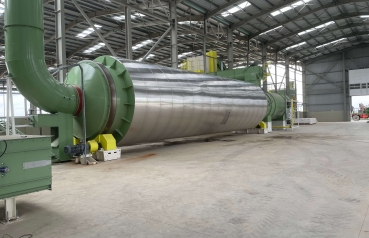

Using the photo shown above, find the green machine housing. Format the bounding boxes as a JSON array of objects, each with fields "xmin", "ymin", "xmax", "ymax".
[{"xmin": 0, "ymin": 136, "xmax": 52, "ymax": 200}]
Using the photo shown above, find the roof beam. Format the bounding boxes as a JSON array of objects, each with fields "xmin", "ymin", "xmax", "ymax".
[
  {"xmin": 249, "ymin": 0, "xmax": 366, "ymax": 38},
  {"xmin": 206, "ymin": 0, "xmax": 241, "ymax": 19},
  {"xmin": 177, "ymin": 15, "xmax": 204, "ymax": 21},
  {"xmin": 97, "ymin": 0, "xmax": 225, "ymax": 44},
  {"xmin": 232, "ymin": 0, "xmax": 298, "ymax": 30},
  {"xmin": 301, "ymin": 43, "xmax": 369, "ymax": 63},
  {"xmin": 289, "ymin": 31, "xmax": 369, "ymax": 57},
  {"xmin": 46, "ymin": 15, "xmax": 198, "ymax": 46},
  {"xmin": 279, "ymin": 23, "xmax": 369, "ymax": 51},
  {"xmin": 132, "ymin": 39, "xmax": 206, "ymax": 60},
  {"xmin": 71, "ymin": 0, "xmax": 117, "ymax": 56},
  {"xmin": 45, "ymin": 8, "xmax": 124, "ymax": 44},
  {"xmin": 67, "ymin": 30, "xmax": 118, "ymax": 58},
  {"xmin": 266, "ymin": 12, "xmax": 369, "ymax": 46},
  {"xmin": 114, "ymin": 32, "xmax": 174, "ymax": 54}
]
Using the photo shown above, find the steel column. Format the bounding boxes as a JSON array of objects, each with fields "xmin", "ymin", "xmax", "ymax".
[
  {"xmin": 203, "ymin": 17, "xmax": 207, "ymax": 73},
  {"xmin": 275, "ymin": 52, "xmax": 278, "ymax": 92},
  {"xmin": 342, "ymin": 52, "xmax": 347, "ymax": 121},
  {"xmin": 227, "ymin": 27, "xmax": 233, "ymax": 69},
  {"xmin": 170, "ymin": 0, "xmax": 178, "ymax": 68},
  {"xmin": 5, "ymin": 79, "xmax": 9, "ymax": 135},
  {"xmin": 302, "ymin": 63, "xmax": 307, "ymax": 117},
  {"xmin": 262, "ymin": 45, "xmax": 267, "ymax": 93},
  {"xmin": 285, "ymin": 55, "xmax": 290, "ymax": 97},
  {"xmin": 246, "ymin": 38, "xmax": 250, "ymax": 67},
  {"xmin": 55, "ymin": 0, "xmax": 66, "ymax": 82},
  {"xmin": 294, "ymin": 59, "xmax": 297, "ymax": 99},
  {"xmin": 125, "ymin": 4, "xmax": 132, "ymax": 59}
]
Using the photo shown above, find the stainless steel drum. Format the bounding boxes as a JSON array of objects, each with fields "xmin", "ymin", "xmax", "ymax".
[{"xmin": 115, "ymin": 58, "xmax": 267, "ymax": 146}]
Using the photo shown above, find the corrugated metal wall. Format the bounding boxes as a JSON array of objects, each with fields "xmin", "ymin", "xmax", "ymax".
[{"xmin": 304, "ymin": 45, "xmax": 369, "ymax": 122}]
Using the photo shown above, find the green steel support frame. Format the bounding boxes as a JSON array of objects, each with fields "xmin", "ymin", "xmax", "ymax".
[{"xmin": 30, "ymin": 113, "xmax": 73, "ymax": 162}]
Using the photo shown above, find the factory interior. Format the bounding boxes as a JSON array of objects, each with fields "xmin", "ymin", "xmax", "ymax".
[{"xmin": 1, "ymin": 0, "xmax": 369, "ymax": 237}]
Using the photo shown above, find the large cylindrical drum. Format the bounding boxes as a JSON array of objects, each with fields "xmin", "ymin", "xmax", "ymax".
[
  {"xmin": 265, "ymin": 92, "xmax": 288, "ymax": 120},
  {"xmin": 99, "ymin": 57, "xmax": 267, "ymax": 146}
]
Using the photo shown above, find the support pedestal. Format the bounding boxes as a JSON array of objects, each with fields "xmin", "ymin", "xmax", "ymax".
[{"xmin": 3, "ymin": 197, "xmax": 17, "ymax": 223}]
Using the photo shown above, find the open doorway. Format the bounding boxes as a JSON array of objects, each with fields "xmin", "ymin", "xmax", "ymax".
[{"xmin": 351, "ymin": 96, "xmax": 369, "ymax": 121}]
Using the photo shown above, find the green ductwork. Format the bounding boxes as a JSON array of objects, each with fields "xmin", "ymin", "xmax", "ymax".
[
  {"xmin": 210, "ymin": 66, "xmax": 263, "ymax": 87},
  {"xmin": 5, "ymin": 0, "xmax": 80, "ymax": 115}
]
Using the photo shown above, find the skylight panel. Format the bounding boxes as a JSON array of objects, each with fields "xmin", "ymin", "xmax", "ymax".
[
  {"xmin": 298, "ymin": 21, "xmax": 335, "ymax": 35},
  {"xmin": 316, "ymin": 38, "xmax": 346, "ymax": 48},
  {"xmin": 138, "ymin": 54, "xmax": 155, "ymax": 61},
  {"xmin": 113, "ymin": 13, "xmax": 146, "ymax": 21},
  {"xmin": 76, "ymin": 25, "xmax": 102, "ymax": 38},
  {"xmin": 179, "ymin": 21, "xmax": 201, "ymax": 25},
  {"xmin": 178, "ymin": 52, "xmax": 193, "ymax": 58},
  {"xmin": 113, "ymin": 15, "xmax": 125, "ymax": 21},
  {"xmin": 221, "ymin": 1, "xmax": 251, "ymax": 17},
  {"xmin": 271, "ymin": 0, "xmax": 311, "ymax": 17},
  {"xmin": 261, "ymin": 26, "xmax": 282, "ymax": 35},
  {"xmin": 285, "ymin": 42, "xmax": 306, "ymax": 50},
  {"xmin": 132, "ymin": 40, "xmax": 153, "ymax": 50},
  {"xmin": 134, "ymin": 13, "xmax": 145, "ymax": 18},
  {"xmin": 84, "ymin": 43, "xmax": 105, "ymax": 53}
]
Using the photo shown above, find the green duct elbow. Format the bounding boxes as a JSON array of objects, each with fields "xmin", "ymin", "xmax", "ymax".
[{"xmin": 4, "ymin": 0, "xmax": 80, "ymax": 115}]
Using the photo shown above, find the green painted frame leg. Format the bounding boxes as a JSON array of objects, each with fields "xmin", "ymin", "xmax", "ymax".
[{"xmin": 30, "ymin": 113, "xmax": 73, "ymax": 162}]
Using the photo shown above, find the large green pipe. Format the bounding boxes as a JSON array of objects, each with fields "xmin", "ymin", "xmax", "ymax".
[
  {"xmin": 5, "ymin": 0, "xmax": 81, "ymax": 115},
  {"xmin": 211, "ymin": 66, "xmax": 263, "ymax": 87}
]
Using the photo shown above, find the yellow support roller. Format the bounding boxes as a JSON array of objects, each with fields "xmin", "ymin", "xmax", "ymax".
[
  {"xmin": 258, "ymin": 121, "xmax": 267, "ymax": 129},
  {"xmin": 73, "ymin": 137, "xmax": 80, "ymax": 145},
  {"xmin": 94, "ymin": 134, "xmax": 116, "ymax": 151},
  {"xmin": 88, "ymin": 140, "xmax": 99, "ymax": 153}
]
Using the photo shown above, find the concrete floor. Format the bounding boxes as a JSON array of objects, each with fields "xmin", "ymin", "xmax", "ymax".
[{"xmin": 1, "ymin": 121, "xmax": 369, "ymax": 238}]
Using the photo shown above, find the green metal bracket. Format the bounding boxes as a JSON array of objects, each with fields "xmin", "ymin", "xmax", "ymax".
[{"xmin": 31, "ymin": 113, "xmax": 73, "ymax": 162}]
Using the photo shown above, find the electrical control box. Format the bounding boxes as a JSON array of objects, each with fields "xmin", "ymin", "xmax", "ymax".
[{"xmin": 0, "ymin": 135, "xmax": 52, "ymax": 200}]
